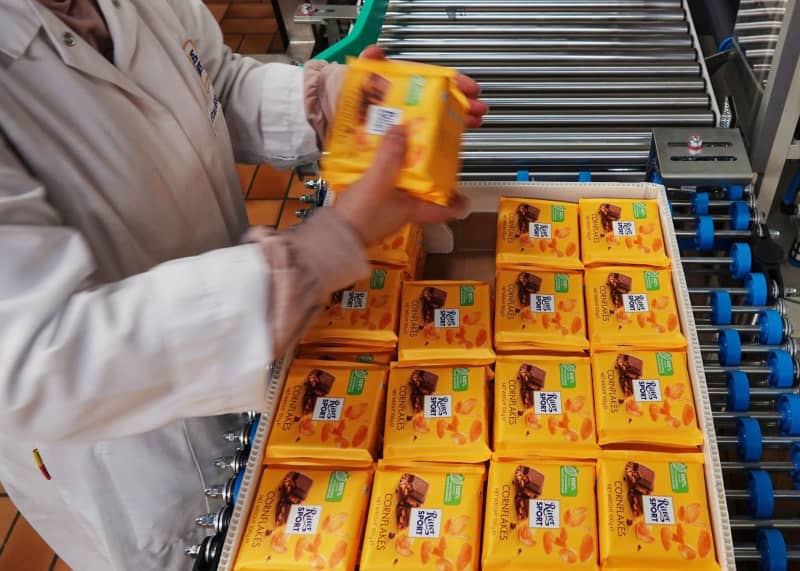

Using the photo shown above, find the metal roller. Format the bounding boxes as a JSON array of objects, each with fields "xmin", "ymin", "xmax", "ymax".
[
  {"xmin": 479, "ymin": 95, "xmax": 709, "ymax": 108},
  {"xmin": 380, "ymin": 24, "xmax": 690, "ymax": 36},
  {"xmin": 385, "ymin": 0, "xmax": 685, "ymax": 8},
  {"xmin": 453, "ymin": 64, "xmax": 702, "ymax": 77},
  {"xmin": 378, "ymin": 37, "xmax": 694, "ymax": 49},
  {"xmin": 476, "ymin": 80, "xmax": 706, "ymax": 92},
  {"xmin": 376, "ymin": 0, "xmax": 716, "ymax": 176}
]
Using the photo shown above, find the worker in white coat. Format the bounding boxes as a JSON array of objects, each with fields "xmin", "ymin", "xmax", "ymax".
[{"xmin": 0, "ymin": 1, "xmax": 487, "ymax": 569}]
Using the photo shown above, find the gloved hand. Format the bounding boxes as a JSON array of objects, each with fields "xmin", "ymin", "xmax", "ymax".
[
  {"xmin": 333, "ymin": 125, "xmax": 469, "ymax": 247},
  {"xmin": 303, "ymin": 46, "xmax": 488, "ymax": 141}
]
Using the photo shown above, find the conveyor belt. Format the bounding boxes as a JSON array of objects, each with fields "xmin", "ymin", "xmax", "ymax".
[
  {"xmin": 377, "ymin": 0, "xmax": 718, "ymax": 180},
  {"xmin": 734, "ymin": 0, "xmax": 787, "ymax": 84}
]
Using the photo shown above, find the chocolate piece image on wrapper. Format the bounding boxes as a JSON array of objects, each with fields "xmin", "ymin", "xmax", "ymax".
[
  {"xmin": 615, "ymin": 354, "xmax": 644, "ymax": 397},
  {"xmin": 302, "ymin": 369, "xmax": 335, "ymax": 415},
  {"xmin": 516, "ymin": 203, "xmax": 541, "ymax": 233},
  {"xmin": 517, "ymin": 363, "xmax": 547, "ymax": 409},
  {"xmin": 512, "ymin": 465, "xmax": 545, "ymax": 521},
  {"xmin": 606, "ymin": 272, "xmax": 633, "ymax": 310},
  {"xmin": 396, "ymin": 473, "xmax": 429, "ymax": 530},
  {"xmin": 598, "ymin": 203, "xmax": 622, "ymax": 232},
  {"xmin": 420, "ymin": 287, "xmax": 448, "ymax": 324},
  {"xmin": 357, "ymin": 73, "xmax": 391, "ymax": 125},
  {"xmin": 409, "ymin": 370, "xmax": 439, "ymax": 413},
  {"xmin": 516, "ymin": 272, "xmax": 542, "ymax": 307},
  {"xmin": 623, "ymin": 461, "xmax": 655, "ymax": 516},
  {"xmin": 276, "ymin": 471, "xmax": 314, "ymax": 527}
]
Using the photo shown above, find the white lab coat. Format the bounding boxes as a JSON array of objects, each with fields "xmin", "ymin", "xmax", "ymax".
[{"xmin": 0, "ymin": 0, "xmax": 319, "ymax": 568}]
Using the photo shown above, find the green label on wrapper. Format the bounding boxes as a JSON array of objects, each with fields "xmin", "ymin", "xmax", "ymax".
[
  {"xmin": 554, "ymin": 274, "xmax": 569, "ymax": 293},
  {"xmin": 444, "ymin": 474, "xmax": 464, "ymax": 505},
  {"xmin": 406, "ymin": 76, "xmax": 425, "ymax": 106},
  {"xmin": 551, "ymin": 205, "xmax": 565, "ymax": 223},
  {"xmin": 347, "ymin": 370, "xmax": 366, "ymax": 395},
  {"xmin": 644, "ymin": 271, "xmax": 661, "ymax": 291},
  {"xmin": 370, "ymin": 269, "xmax": 386, "ymax": 289},
  {"xmin": 560, "ymin": 466, "xmax": 579, "ymax": 497},
  {"xmin": 326, "ymin": 471, "xmax": 349, "ymax": 502},
  {"xmin": 460, "ymin": 286, "xmax": 475, "ymax": 306},
  {"xmin": 452, "ymin": 368, "xmax": 469, "ymax": 391},
  {"xmin": 560, "ymin": 364, "xmax": 577, "ymax": 388},
  {"xmin": 657, "ymin": 352, "xmax": 674, "ymax": 376},
  {"xmin": 669, "ymin": 463, "xmax": 689, "ymax": 493},
  {"xmin": 633, "ymin": 202, "xmax": 648, "ymax": 219}
]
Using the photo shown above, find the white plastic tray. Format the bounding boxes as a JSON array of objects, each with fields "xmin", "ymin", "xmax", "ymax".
[{"xmin": 217, "ymin": 181, "xmax": 735, "ymax": 571}]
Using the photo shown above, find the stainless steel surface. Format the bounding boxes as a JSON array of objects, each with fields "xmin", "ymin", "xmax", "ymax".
[
  {"xmin": 649, "ymin": 127, "xmax": 754, "ymax": 185},
  {"xmin": 375, "ymin": 0, "xmax": 716, "ymax": 178}
]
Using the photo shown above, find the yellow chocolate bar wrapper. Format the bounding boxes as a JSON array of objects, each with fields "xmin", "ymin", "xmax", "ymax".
[
  {"xmin": 597, "ymin": 451, "xmax": 720, "ymax": 570},
  {"xmin": 297, "ymin": 345, "xmax": 395, "ymax": 365},
  {"xmin": 368, "ymin": 224, "xmax": 423, "ymax": 269},
  {"xmin": 495, "ymin": 269, "xmax": 589, "ymax": 354},
  {"xmin": 591, "ymin": 350, "xmax": 703, "ymax": 449},
  {"xmin": 584, "ymin": 266, "xmax": 686, "ymax": 350},
  {"xmin": 494, "ymin": 356, "xmax": 599, "ymax": 460},
  {"xmin": 579, "ymin": 198, "xmax": 670, "ymax": 268},
  {"xmin": 302, "ymin": 267, "xmax": 404, "ymax": 349},
  {"xmin": 482, "ymin": 459, "xmax": 599, "ymax": 570},
  {"xmin": 496, "ymin": 197, "xmax": 582, "ymax": 270},
  {"xmin": 266, "ymin": 360, "xmax": 387, "ymax": 466},
  {"xmin": 322, "ymin": 58, "xmax": 468, "ymax": 206},
  {"xmin": 360, "ymin": 461, "xmax": 485, "ymax": 571},
  {"xmin": 383, "ymin": 365, "xmax": 492, "ymax": 463},
  {"xmin": 233, "ymin": 465, "xmax": 372, "ymax": 571},
  {"xmin": 398, "ymin": 281, "xmax": 495, "ymax": 365}
]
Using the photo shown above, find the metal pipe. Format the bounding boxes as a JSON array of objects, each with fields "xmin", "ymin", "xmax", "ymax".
[
  {"xmin": 476, "ymin": 80, "xmax": 706, "ymax": 92},
  {"xmin": 380, "ymin": 24, "xmax": 690, "ymax": 36},
  {"xmin": 386, "ymin": 0, "xmax": 683, "ymax": 8},
  {"xmin": 479, "ymin": 96, "xmax": 709, "ymax": 108},
  {"xmin": 482, "ymin": 112, "xmax": 714, "ymax": 125},
  {"xmin": 386, "ymin": 52, "xmax": 698, "ymax": 63},
  {"xmin": 452, "ymin": 64, "xmax": 701, "ymax": 76},
  {"xmin": 378, "ymin": 37, "xmax": 694, "ymax": 49},
  {"xmin": 382, "ymin": 12, "xmax": 687, "ymax": 23}
]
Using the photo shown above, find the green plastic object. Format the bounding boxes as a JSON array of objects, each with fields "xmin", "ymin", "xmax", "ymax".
[{"xmin": 313, "ymin": 0, "xmax": 389, "ymax": 63}]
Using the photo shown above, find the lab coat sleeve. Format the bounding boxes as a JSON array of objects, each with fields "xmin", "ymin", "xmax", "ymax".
[
  {"xmin": 0, "ymin": 136, "xmax": 275, "ymax": 443},
  {"xmin": 167, "ymin": 0, "xmax": 319, "ymax": 167}
]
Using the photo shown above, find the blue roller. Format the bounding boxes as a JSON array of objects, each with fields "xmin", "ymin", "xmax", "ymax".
[
  {"xmin": 727, "ymin": 371, "xmax": 751, "ymax": 412},
  {"xmin": 231, "ymin": 470, "xmax": 245, "ymax": 505},
  {"xmin": 730, "ymin": 201, "xmax": 752, "ymax": 231},
  {"xmin": 248, "ymin": 418, "xmax": 259, "ymax": 445},
  {"xmin": 516, "ymin": 170, "xmax": 530, "ymax": 182},
  {"xmin": 649, "ymin": 170, "xmax": 663, "ymax": 185},
  {"xmin": 692, "ymin": 192, "xmax": 710, "ymax": 215},
  {"xmin": 793, "ymin": 443, "xmax": 800, "ymax": 489},
  {"xmin": 758, "ymin": 310, "xmax": 785, "ymax": 345},
  {"xmin": 778, "ymin": 395, "xmax": 800, "ymax": 436},
  {"xmin": 578, "ymin": 171, "xmax": 591, "ymax": 182},
  {"xmin": 695, "ymin": 215, "xmax": 715, "ymax": 251},
  {"xmin": 710, "ymin": 291, "xmax": 733, "ymax": 325},
  {"xmin": 729, "ymin": 242, "xmax": 752, "ymax": 279},
  {"xmin": 710, "ymin": 290, "xmax": 733, "ymax": 325},
  {"xmin": 757, "ymin": 529, "xmax": 787, "ymax": 571},
  {"xmin": 738, "ymin": 417, "xmax": 763, "ymax": 462},
  {"xmin": 747, "ymin": 469, "xmax": 774, "ymax": 519},
  {"xmin": 727, "ymin": 184, "xmax": 746, "ymax": 201},
  {"xmin": 768, "ymin": 350, "xmax": 795, "ymax": 388},
  {"xmin": 719, "ymin": 328, "xmax": 743, "ymax": 366},
  {"xmin": 745, "ymin": 273, "xmax": 769, "ymax": 306}
]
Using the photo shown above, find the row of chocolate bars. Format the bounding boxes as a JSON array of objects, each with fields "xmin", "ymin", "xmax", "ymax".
[
  {"xmin": 231, "ymin": 197, "xmax": 720, "ymax": 569},
  {"xmin": 234, "ymin": 454, "xmax": 717, "ymax": 570}
]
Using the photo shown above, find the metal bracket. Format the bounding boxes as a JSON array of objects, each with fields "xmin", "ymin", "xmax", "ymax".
[
  {"xmin": 649, "ymin": 127, "xmax": 755, "ymax": 186},
  {"xmin": 293, "ymin": 3, "xmax": 360, "ymax": 44}
]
